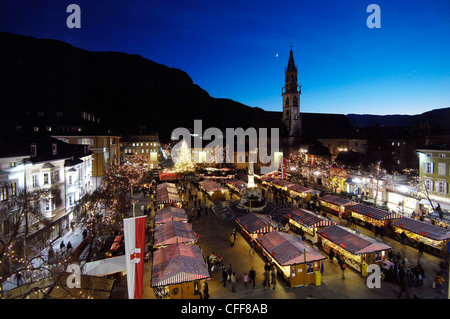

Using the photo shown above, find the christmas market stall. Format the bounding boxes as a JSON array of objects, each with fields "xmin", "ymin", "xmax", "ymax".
[
  {"xmin": 346, "ymin": 203, "xmax": 402, "ymax": 233},
  {"xmin": 318, "ymin": 194, "xmax": 358, "ymax": 218},
  {"xmin": 236, "ymin": 212, "xmax": 278, "ymax": 242},
  {"xmin": 390, "ymin": 217, "xmax": 450, "ymax": 256},
  {"xmin": 159, "ymin": 171, "xmax": 180, "ymax": 181},
  {"xmin": 226, "ymin": 178, "xmax": 247, "ymax": 195},
  {"xmin": 151, "ymin": 243, "xmax": 210, "ymax": 299},
  {"xmin": 153, "ymin": 220, "xmax": 198, "ymax": 249},
  {"xmin": 317, "ymin": 225, "xmax": 392, "ymax": 274},
  {"xmin": 155, "ymin": 207, "xmax": 189, "ymax": 226},
  {"xmin": 198, "ymin": 180, "xmax": 227, "ymax": 200},
  {"xmin": 286, "ymin": 208, "xmax": 337, "ymax": 243},
  {"xmin": 156, "ymin": 182, "xmax": 182, "ymax": 208},
  {"xmin": 286, "ymin": 184, "xmax": 319, "ymax": 204},
  {"xmin": 256, "ymin": 231, "xmax": 327, "ymax": 287}
]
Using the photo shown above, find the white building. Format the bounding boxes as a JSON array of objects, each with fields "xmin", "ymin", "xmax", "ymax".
[{"xmin": 0, "ymin": 135, "xmax": 93, "ymax": 246}]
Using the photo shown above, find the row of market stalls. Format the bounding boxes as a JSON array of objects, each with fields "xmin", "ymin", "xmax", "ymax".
[
  {"xmin": 150, "ymin": 204, "xmax": 210, "ymax": 299},
  {"xmin": 318, "ymin": 194, "xmax": 450, "ymax": 256},
  {"xmin": 317, "ymin": 225, "xmax": 392, "ymax": 274},
  {"xmin": 236, "ymin": 212, "xmax": 328, "ymax": 287},
  {"xmin": 262, "ymin": 173, "xmax": 450, "ymax": 257},
  {"xmin": 261, "ymin": 176, "xmax": 319, "ymax": 203}
]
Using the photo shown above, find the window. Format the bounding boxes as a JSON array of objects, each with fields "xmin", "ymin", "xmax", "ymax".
[
  {"xmin": 306, "ymin": 263, "xmax": 314, "ymax": 274},
  {"xmin": 10, "ymin": 182, "xmax": 17, "ymax": 197},
  {"xmin": 52, "ymin": 143, "xmax": 57, "ymax": 155},
  {"xmin": 0, "ymin": 187, "xmax": 8, "ymax": 201},
  {"xmin": 424, "ymin": 179, "xmax": 433, "ymax": 192},
  {"xmin": 424, "ymin": 162, "xmax": 434, "ymax": 174},
  {"xmin": 32, "ymin": 175, "xmax": 39, "ymax": 187},
  {"xmin": 437, "ymin": 181, "xmax": 447, "ymax": 194},
  {"xmin": 439, "ymin": 154, "xmax": 447, "ymax": 158},
  {"xmin": 68, "ymin": 175, "xmax": 73, "ymax": 185},
  {"xmin": 31, "ymin": 144, "xmax": 37, "ymax": 157},
  {"xmin": 52, "ymin": 170, "xmax": 60, "ymax": 183},
  {"xmin": 43, "ymin": 173, "xmax": 49, "ymax": 185},
  {"xmin": 438, "ymin": 163, "xmax": 447, "ymax": 176},
  {"xmin": 45, "ymin": 199, "xmax": 51, "ymax": 211}
]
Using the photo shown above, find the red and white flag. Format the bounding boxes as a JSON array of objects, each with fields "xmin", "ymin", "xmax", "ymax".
[{"xmin": 123, "ymin": 215, "xmax": 147, "ymax": 299}]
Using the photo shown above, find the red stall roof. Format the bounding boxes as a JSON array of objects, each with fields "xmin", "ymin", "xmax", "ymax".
[
  {"xmin": 155, "ymin": 207, "xmax": 188, "ymax": 225},
  {"xmin": 391, "ymin": 217, "xmax": 450, "ymax": 241},
  {"xmin": 153, "ymin": 221, "xmax": 197, "ymax": 248},
  {"xmin": 287, "ymin": 208, "xmax": 337, "ymax": 228},
  {"xmin": 348, "ymin": 204, "xmax": 402, "ymax": 220},
  {"xmin": 151, "ymin": 243, "xmax": 210, "ymax": 287},
  {"xmin": 317, "ymin": 225, "xmax": 392, "ymax": 255},
  {"xmin": 199, "ymin": 180, "xmax": 227, "ymax": 193},
  {"xmin": 257, "ymin": 231, "xmax": 326, "ymax": 265},
  {"xmin": 319, "ymin": 194, "xmax": 358, "ymax": 207},
  {"xmin": 287, "ymin": 184, "xmax": 315, "ymax": 194},
  {"xmin": 236, "ymin": 213, "xmax": 277, "ymax": 234},
  {"xmin": 156, "ymin": 182, "xmax": 181, "ymax": 204}
]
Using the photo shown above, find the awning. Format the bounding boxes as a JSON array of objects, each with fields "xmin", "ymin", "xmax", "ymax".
[
  {"xmin": 82, "ymin": 255, "xmax": 126, "ymax": 277},
  {"xmin": 257, "ymin": 231, "xmax": 326, "ymax": 266},
  {"xmin": 287, "ymin": 208, "xmax": 337, "ymax": 228},
  {"xmin": 391, "ymin": 217, "xmax": 450, "ymax": 241},
  {"xmin": 317, "ymin": 225, "xmax": 392, "ymax": 255},
  {"xmin": 236, "ymin": 213, "xmax": 277, "ymax": 234},
  {"xmin": 157, "ymin": 182, "xmax": 181, "ymax": 204},
  {"xmin": 155, "ymin": 207, "xmax": 188, "ymax": 225},
  {"xmin": 151, "ymin": 243, "xmax": 210, "ymax": 287},
  {"xmin": 153, "ymin": 221, "xmax": 197, "ymax": 248},
  {"xmin": 348, "ymin": 203, "xmax": 402, "ymax": 220},
  {"xmin": 199, "ymin": 180, "xmax": 227, "ymax": 193}
]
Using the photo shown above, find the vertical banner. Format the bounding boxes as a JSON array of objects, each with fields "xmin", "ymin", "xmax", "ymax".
[
  {"xmin": 124, "ymin": 215, "xmax": 147, "ymax": 299},
  {"xmin": 282, "ymin": 157, "xmax": 286, "ymax": 179}
]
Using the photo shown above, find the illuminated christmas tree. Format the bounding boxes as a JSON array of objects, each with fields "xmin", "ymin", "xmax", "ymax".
[{"xmin": 174, "ymin": 139, "xmax": 195, "ymax": 174}]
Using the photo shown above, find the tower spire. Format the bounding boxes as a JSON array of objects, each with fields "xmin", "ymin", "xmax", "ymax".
[{"xmin": 287, "ymin": 45, "xmax": 296, "ymax": 71}]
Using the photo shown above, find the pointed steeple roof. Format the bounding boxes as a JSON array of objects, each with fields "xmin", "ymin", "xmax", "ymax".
[{"xmin": 287, "ymin": 45, "xmax": 297, "ymax": 71}]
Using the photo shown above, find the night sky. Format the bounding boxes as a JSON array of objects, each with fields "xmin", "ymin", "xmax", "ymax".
[{"xmin": 0, "ymin": 0, "xmax": 449, "ymax": 115}]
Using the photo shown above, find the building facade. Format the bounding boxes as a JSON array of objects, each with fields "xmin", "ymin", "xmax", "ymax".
[
  {"xmin": 52, "ymin": 134, "xmax": 121, "ymax": 189},
  {"xmin": 122, "ymin": 134, "xmax": 160, "ymax": 169},
  {"xmin": 417, "ymin": 145, "xmax": 450, "ymax": 210},
  {"xmin": 0, "ymin": 135, "xmax": 94, "ymax": 253}
]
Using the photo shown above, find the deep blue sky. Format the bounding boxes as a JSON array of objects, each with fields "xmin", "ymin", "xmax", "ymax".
[{"xmin": 0, "ymin": 0, "xmax": 449, "ymax": 115}]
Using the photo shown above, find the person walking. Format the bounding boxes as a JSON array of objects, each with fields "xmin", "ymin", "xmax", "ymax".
[
  {"xmin": 263, "ymin": 269, "xmax": 270, "ymax": 288},
  {"xmin": 203, "ymin": 282, "xmax": 209, "ymax": 299},
  {"xmin": 230, "ymin": 233, "xmax": 235, "ymax": 247},
  {"xmin": 249, "ymin": 267, "xmax": 256, "ymax": 288},
  {"xmin": 231, "ymin": 272, "xmax": 236, "ymax": 292},
  {"xmin": 435, "ymin": 273, "xmax": 445, "ymax": 294},
  {"xmin": 329, "ymin": 249, "xmax": 335, "ymax": 263},
  {"xmin": 243, "ymin": 273, "xmax": 249, "ymax": 288},
  {"xmin": 339, "ymin": 259, "xmax": 346, "ymax": 279},
  {"xmin": 222, "ymin": 267, "xmax": 228, "ymax": 287},
  {"xmin": 418, "ymin": 241, "xmax": 425, "ymax": 256},
  {"xmin": 249, "ymin": 241, "xmax": 255, "ymax": 254},
  {"xmin": 271, "ymin": 268, "xmax": 277, "ymax": 290}
]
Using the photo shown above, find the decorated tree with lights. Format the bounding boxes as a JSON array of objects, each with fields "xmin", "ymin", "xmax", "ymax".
[
  {"xmin": 174, "ymin": 139, "xmax": 195, "ymax": 174},
  {"xmin": 0, "ymin": 187, "xmax": 62, "ymax": 294}
]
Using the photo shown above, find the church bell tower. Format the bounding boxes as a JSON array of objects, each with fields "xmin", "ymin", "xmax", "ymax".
[{"xmin": 282, "ymin": 46, "xmax": 302, "ymax": 137}]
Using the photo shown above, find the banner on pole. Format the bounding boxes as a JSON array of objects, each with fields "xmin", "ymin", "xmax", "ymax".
[{"xmin": 124, "ymin": 215, "xmax": 147, "ymax": 299}]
